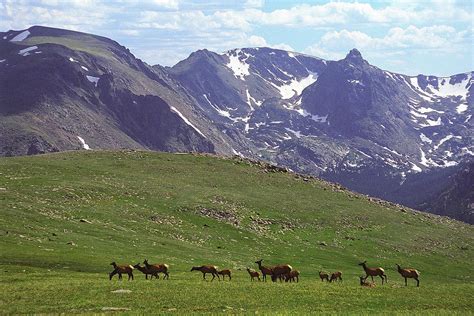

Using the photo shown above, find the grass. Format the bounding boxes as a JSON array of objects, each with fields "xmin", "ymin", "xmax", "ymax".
[{"xmin": 0, "ymin": 150, "xmax": 473, "ymax": 314}]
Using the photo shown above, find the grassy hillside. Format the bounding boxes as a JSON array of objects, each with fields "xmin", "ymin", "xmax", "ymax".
[{"xmin": 0, "ymin": 150, "xmax": 473, "ymax": 314}]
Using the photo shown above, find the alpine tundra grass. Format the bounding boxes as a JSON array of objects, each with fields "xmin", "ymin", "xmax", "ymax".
[{"xmin": 0, "ymin": 151, "xmax": 473, "ymax": 314}]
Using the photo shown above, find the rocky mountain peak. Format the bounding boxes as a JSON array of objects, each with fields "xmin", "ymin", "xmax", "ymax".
[{"xmin": 344, "ymin": 48, "xmax": 365, "ymax": 65}]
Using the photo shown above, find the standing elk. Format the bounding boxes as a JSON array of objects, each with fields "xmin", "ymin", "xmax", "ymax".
[
  {"xmin": 218, "ymin": 269, "xmax": 232, "ymax": 280},
  {"xmin": 190, "ymin": 265, "xmax": 220, "ymax": 281},
  {"xmin": 329, "ymin": 271, "xmax": 343, "ymax": 282},
  {"xmin": 358, "ymin": 261, "xmax": 387, "ymax": 284},
  {"xmin": 284, "ymin": 270, "xmax": 300, "ymax": 283},
  {"xmin": 319, "ymin": 271, "xmax": 330, "ymax": 282},
  {"xmin": 246, "ymin": 268, "xmax": 261, "ymax": 281},
  {"xmin": 143, "ymin": 259, "xmax": 170, "ymax": 280},
  {"xmin": 255, "ymin": 259, "xmax": 273, "ymax": 282},
  {"xmin": 396, "ymin": 264, "xmax": 420, "ymax": 287},
  {"xmin": 133, "ymin": 263, "xmax": 158, "ymax": 280},
  {"xmin": 109, "ymin": 262, "xmax": 134, "ymax": 280}
]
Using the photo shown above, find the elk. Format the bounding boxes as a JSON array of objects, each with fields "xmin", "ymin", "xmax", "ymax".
[
  {"xmin": 329, "ymin": 271, "xmax": 343, "ymax": 282},
  {"xmin": 358, "ymin": 261, "xmax": 387, "ymax": 284},
  {"xmin": 109, "ymin": 262, "xmax": 134, "ymax": 280},
  {"xmin": 190, "ymin": 265, "xmax": 220, "ymax": 281},
  {"xmin": 319, "ymin": 271, "xmax": 329, "ymax": 282},
  {"xmin": 246, "ymin": 268, "xmax": 261, "ymax": 281},
  {"xmin": 218, "ymin": 269, "xmax": 232, "ymax": 280},
  {"xmin": 359, "ymin": 276, "xmax": 376, "ymax": 287},
  {"xmin": 133, "ymin": 263, "xmax": 158, "ymax": 280},
  {"xmin": 143, "ymin": 259, "xmax": 169, "ymax": 280},
  {"xmin": 255, "ymin": 259, "xmax": 273, "ymax": 282},
  {"xmin": 284, "ymin": 270, "xmax": 300, "ymax": 283},
  {"xmin": 270, "ymin": 263, "xmax": 293, "ymax": 282},
  {"xmin": 396, "ymin": 264, "xmax": 420, "ymax": 287}
]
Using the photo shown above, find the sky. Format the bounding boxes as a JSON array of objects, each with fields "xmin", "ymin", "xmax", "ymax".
[{"xmin": 1, "ymin": 0, "xmax": 472, "ymax": 76}]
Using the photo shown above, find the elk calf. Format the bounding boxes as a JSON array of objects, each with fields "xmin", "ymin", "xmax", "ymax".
[
  {"xmin": 319, "ymin": 271, "xmax": 329, "ymax": 282},
  {"xmin": 246, "ymin": 268, "xmax": 260, "ymax": 281},
  {"xmin": 360, "ymin": 276, "xmax": 376, "ymax": 287},
  {"xmin": 109, "ymin": 262, "xmax": 134, "ymax": 281},
  {"xmin": 329, "ymin": 271, "xmax": 342, "ymax": 282},
  {"xmin": 218, "ymin": 269, "xmax": 232, "ymax": 280},
  {"xmin": 284, "ymin": 270, "xmax": 300, "ymax": 283}
]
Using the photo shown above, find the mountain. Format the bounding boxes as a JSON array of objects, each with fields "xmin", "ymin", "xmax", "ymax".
[{"xmin": 1, "ymin": 26, "xmax": 472, "ymax": 222}]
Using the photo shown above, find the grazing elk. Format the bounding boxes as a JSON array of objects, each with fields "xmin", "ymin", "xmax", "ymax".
[
  {"xmin": 109, "ymin": 262, "xmax": 134, "ymax": 280},
  {"xmin": 396, "ymin": 264, "xmax": 420, "ymax": 287},
  {"xmin": 218, "ymin": 269, "xmax": 232, "ymax": 281},
  {"xmin": 329, "ymin": 271, "xmax": 343, "ymax": 283},
  {"xmin": 133, "ymin": 263, "xmax": 158, "ymax": 280},
  {"xmin": 246, "ymin": 268, "xmax": 261, "ymax": 281},
  {"xmin": 255, "ymin": 259, "xmax": 273, "ymax": 282},
  {"xmin": 319, "ymin": 271, "xmax": 330, "ymax": 282},
  {"xmin": 143, "ymin": 259, "xmax": 170, "ymax": 280},
  {"xmin": 359, "ymin": 276, "xmax": 376, "ymax": 287},
  {"xmin": 358, "ymin": 261, "xmax": 387, "ymax": 284},
  {"xmin": 190, "ymin": 265, "xmax": 220, "ymax": 281},
  {"xmin": 284, "ymin": 270, "xmax": 300, "ymax": 283}
]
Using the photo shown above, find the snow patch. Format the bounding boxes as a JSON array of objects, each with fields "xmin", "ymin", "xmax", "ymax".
[
  {"xmin": 226, "ymin": 50, "xmax": 250, "ymax": 80},
  {"xmin": 274, "ymin": 73, "xmax": 317, "ymax": 99},
  {"xmin": 10, "ymin": 30, "xmax": 30, "ymax": 42},
  {"xmin": 81, "ymin": 66, "xmax": 89, "ymax": 71},
  {"xmin": 420, "ymin": 133, "xmax": 432, "ymax": 144},
  {"xmin": 77, "ymin": 136, "xmax": 91, "ymax": 150},
  {"xmin": 284, "ymin": 127, "xmax": 303, "ymax": 138},
  {"xmin": 170, "ymin": 106, "xmax": 206, "ymax": 138},
  {"xmin": 18, "ymin": 46, "xmax": 38, "ymax": 56},
  {"xmin": 203, "ymin": 94, "xmax": 231, "ymax": 118},
  {"xmin": 86, "ymin": 75, "xmax": 100, "ymax": 87},
  {"xmin": 456, "ymin": 103, "xmax": 468, "ymax": 114}
]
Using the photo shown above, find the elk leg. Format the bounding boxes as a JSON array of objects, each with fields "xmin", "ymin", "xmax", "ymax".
[
  {"xmin": 118, "ymin": 273, "xmax": 122, "ymax": 280},
  {"xmin": 202, "ymin": 272, "xmax": 206, "ymax": 280},
  {"xmin": 211, "ymin": 273, "xmax": 216, "ymax": 282},
  {"xmin": 380, "ymin": 275, "xmax": 384, "ymax": 285},
  {"xmin": 416, "ymin": 278, "xmax": 419, "ymax": 287},
  {"xmin": 405, "ymin": 277, "xmax": 407, "ymax": 286}
]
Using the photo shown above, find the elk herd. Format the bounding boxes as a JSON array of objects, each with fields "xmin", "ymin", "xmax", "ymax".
[{"xmin": 109, "ymin": 259, "xmax": 420, "ymax": 287}]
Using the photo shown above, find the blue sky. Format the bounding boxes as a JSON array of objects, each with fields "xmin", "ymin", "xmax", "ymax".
[{"xmin": 1, "ymin": 0, "xmax": 472, "ymax": 75}]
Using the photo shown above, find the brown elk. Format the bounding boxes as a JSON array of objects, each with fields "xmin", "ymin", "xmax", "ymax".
[
  {"xmin": 109, "ymin": 262, "xmax": 134, "ymax": 280},
  {"xmin": 255, "ymin": 259, "xmax": 273, "ymax": 282},
  {"xmin": 246, "ymin": 268, "xmax": 261, "ymax": 281},
  {"xmin": 270, "ymin": 263, "xmax": 293, "ymax": 282},
  {"xmin": 319, "ymin": 271, "xmax": 329, "ymax": 282},
  {"xmin": 133, "ymin": 263, "xmax": 158, "ymax": 280},
  {"xmin": 284, "ymin": 270, "xmax": 300, "ymax": 283},
  {"xmin": 190, "ymin": 265, "xmax": 220, "ymax": 281},
  {"xmin": 396, "ymin": 264, "xmax": 420, "ymax": 287},
  {"xmin": 329, "ymin": 271, "xmax": 342, "ymax": 282},
  {"xmin": 358, "ymin": 261, "xmax": 387, "ymax": 284},
  {"xmin": 218, "ymin": 269, "xmax": 232, "ymax": 280},
  {"xmin": 359, "ymin": 276, "xmax": 376, "ymax": 287},
  {"xmin": 143, "ymin": 259, "xmax": 169, "ymax": 280}
]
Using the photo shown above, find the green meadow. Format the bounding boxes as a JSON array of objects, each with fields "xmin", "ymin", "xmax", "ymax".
[{"xmin": 1, "ymin": 151, "xmax": 472, "ymax": 314}]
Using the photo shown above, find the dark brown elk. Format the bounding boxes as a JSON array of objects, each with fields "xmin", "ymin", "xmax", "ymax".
[
  {"xmin": 284, "ymin": 270, "xmax": 300, "ymax": 283},
  {"xmin": 255, "ymin": 259, "xmax": 273, "ymax": 282},
  {"xmin": 329, "ymin": 271, "xmax": 342, "ymax": 282},
  {"xmin": 133, "ymin": 263, "xmax": 158, "ymax": 280},
  {"xmin": 270, "ymin": 263, "xmax": 293, "ymax": 282},
  {"xmin": 190, "ymin": 265, "xmax": 220, "ymax": 281},
  {"xmin": 143, "ymin": 259, "xmax": 169, "ymax": 280},
  {"xmin": 218, "ymin": 269, "xmax": 232, "ymax": 280},
  {"xmin": 109, "ymin": 262, "xmax": 134, "ymax": 280},
  {"xmin": 246, "ymin": 268, "xmax": 260, "ymax": 281},
  {"xmin": 360, "ymin": 276, "xmax": 376, "ymax": 287},
  {"xmin": 319, "ymin": 271, "xmax": 329, "ymax": 282},
  {"xmin": 359, "ymin": 261, "xmax": 387, "ymax": 284},
  {"xmin": 396, "ymin": 264, "xmax": 420, "ymax": 287}
]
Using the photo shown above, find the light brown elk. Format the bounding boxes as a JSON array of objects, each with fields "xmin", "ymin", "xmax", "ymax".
[
  {"xmin": 359, "ymin": 276, "xmax": 376, "ymax": 287},
  {"xmin": 255, "ymin": 259, "xmax": 273, "ymax": 282},
  {"xmin": 329, "ymin": 271, "xmax": 342, "ymax": 282},
  {"xmin": 190, "ymin": 265, "xmax": 220, "ymax": 281},
  {"xmin": 133, "ymin": 263, "xmax": 158, "ymax": 280},
  {"xmin": 358, "ymin": 261, "xmax": 387, "ymax": 284},
  {"xmin": 246, "ymin": 268, "xmax": 261, "ymax": 281},
  {"xmin": 218, "ymin": 269, "xmax": 232, "ymax": 280},
  {"xmin": 396, "ymin": 264, "xmax": 420, "ymax": 287},
  {"xmin": 284, "ymin": 270, "xmax": 300, "ymax": 283},
  {"xmin": 143, "ymin": 259, "xmax": 170, "ymax": 280},
  {"xmin": 109, "ymin": 262, "xmax": 134, "ymax": 280},
  {"xmin": 319, "ymin": 271, "xmax": 329, "ymax": 282}
]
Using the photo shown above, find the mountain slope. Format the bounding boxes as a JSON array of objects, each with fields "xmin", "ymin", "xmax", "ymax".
[{"xmin": 1, "ymin": 151, "xmax": 473, "ymax": 313}]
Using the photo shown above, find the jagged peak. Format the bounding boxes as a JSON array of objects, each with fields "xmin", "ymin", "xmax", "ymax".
[{"xmin": 344, "ymin": 48, "xmax": 367, "ymax": 65}]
